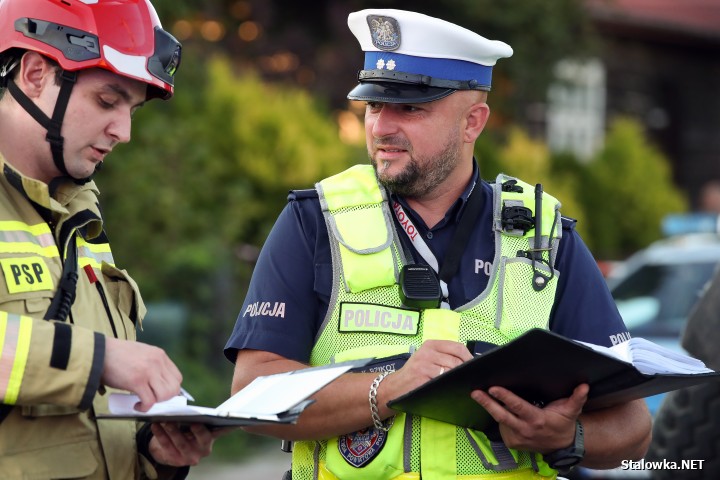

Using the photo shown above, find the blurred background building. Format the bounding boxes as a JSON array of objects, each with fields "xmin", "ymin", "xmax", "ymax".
[{"xmin": 579, "ymin": 0, "xmax": 720, "ymax": 209}]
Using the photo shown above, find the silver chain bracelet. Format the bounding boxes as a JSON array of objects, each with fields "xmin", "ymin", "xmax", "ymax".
[{"xmin": 368, "ymin": 371, "xmax": 394, "ymax": 431}]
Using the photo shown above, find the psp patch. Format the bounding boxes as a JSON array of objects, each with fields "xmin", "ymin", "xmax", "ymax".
[
  {"xmin": 1, "ymin": 257, "xmax": 53, "ymax": 294},
  {"xmin": 338, "ymin": 426, "xmax": 387, "ymax": 467}
]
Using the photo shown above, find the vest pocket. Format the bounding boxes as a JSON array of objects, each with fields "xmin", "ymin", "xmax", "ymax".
[
  {"xmin": 0, "ymin": 286, "xmax": 53, "ymax": 316},
  {"xmin": 327, "ymin": 205, "xmax": 396, "ymax": 293},
  {"xmin": 497, "ymin": 257, "xmax": 557, "ymax": 337}
]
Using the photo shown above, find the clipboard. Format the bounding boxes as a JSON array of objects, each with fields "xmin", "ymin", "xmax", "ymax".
[{"xmin": 387, "ymin": 329, "xmax": 720, "ymax": 431}]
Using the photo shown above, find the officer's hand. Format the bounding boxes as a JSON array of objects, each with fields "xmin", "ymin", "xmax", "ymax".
[
  {"xmin": 388, "ymin": 339, "xmax": 473, "ymax": 397},
  {"xmin": 470, "ymin": 383, "xmax": 589, "ymax": 453},
  {"xmin": 101, "ymin": 337, "xmax": 183, "ymax": 411},
  {"xmin": 149, "ymin": 423, "xmax": 228, "ymax": 467}
]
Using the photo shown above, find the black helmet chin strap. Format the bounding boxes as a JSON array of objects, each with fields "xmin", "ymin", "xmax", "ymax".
[{"xmin": 6, "ymin": 69, "xmax": 94, "ymax": 185}]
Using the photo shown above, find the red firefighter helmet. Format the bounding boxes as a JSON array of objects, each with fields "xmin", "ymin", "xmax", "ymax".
[{"xmin": 0, "ymin": 0, "xmax": 181, "ymax": 99}]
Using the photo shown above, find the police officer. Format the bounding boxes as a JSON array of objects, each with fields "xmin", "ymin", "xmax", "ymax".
[
  {"xmin": 225, "ymin": 9, "xmax": 652, "ymax": 480},
  {"xmin": 0, "ymin": 0, "xmax": 218, "ymax": 478}
]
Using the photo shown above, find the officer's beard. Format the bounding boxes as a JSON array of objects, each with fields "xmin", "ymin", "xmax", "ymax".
[{"xmin": 371, "ymin": 135, "xmax": 462, "ymax": 198}]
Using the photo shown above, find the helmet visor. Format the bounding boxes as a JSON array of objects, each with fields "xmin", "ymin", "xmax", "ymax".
[{"xmin": 147, "ymin": 27, "xmax": 181, "ymax": 87}]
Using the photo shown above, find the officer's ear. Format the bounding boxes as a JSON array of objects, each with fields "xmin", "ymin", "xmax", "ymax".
[
  {"xmin": 463, "ymin": 92, "xmax": 490, "ymax": 144},
  {"xmin": 16, "ymin": 51, "xmax": 56, "ymax": 99}
]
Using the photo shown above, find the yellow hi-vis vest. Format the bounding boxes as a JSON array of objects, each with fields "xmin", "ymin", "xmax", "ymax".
[{"xmin": 291, "ymin": 165, "xmax": 563, "ymax": 480}]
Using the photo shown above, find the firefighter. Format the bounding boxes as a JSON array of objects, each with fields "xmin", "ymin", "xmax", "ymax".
[{"xmin": 0, "ymin": 0, "xmax": 217, "ymax": 478}]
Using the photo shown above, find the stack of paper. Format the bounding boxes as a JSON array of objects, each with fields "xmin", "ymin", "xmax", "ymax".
[
  {"xmin": 578, "ymin": 338, "xmax": 713, "ymax": 375},
  {"xmin": 99, "ymin": 359, "xmax": 370, "ymax": 427}
]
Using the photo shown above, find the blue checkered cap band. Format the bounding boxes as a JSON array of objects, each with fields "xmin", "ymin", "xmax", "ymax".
[{"xmin": 347, "ymin": 9, "xmax": 512, "ymax": 99}]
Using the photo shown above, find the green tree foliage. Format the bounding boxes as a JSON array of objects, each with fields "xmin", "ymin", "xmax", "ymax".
[
  {"xmin": 580, "ymin": 117, "xmax": 688, "ymax": 258},
  {"xmin": 476, "ymin": 120, "xmax": 686, "ymax": 259},
  {"xmin": 477, "ymin": 127, "xmax": 588, "ymax": 236},
  {"xmin": 436, "ymin": 0, "xmax": 596, "ymax": 116},
  {"xmin": 100, "ymin": 49, "xmax": 359, "ymax": 298}
]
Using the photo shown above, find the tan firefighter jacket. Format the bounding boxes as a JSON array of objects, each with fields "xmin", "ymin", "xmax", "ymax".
[{"xmin": 0, "ymin": 153, "xmax": 181, "ymax": 479}]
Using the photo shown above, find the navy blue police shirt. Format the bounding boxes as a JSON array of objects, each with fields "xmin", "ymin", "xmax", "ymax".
[{"xmin": 224, "ymin": 166, "xmax": 630, "ymax": 364}]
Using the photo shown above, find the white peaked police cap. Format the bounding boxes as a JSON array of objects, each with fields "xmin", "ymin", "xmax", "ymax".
[{"xmin": 347, "ymin": 9, "xmax": 513, "ymax": 103}]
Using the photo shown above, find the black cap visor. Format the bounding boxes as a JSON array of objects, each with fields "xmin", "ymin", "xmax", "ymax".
[{"xmin": 347, "ymin": 81, "xmax": 455, "ymax": 104}]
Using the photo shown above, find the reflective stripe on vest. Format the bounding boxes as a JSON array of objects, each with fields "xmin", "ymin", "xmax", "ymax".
[{"xmin": 292, "ymin": 165, "xmax": 562, "ymax": 479}]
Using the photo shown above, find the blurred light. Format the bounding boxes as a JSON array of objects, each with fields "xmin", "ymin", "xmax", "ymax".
[
  {"xmin": 296, "ymin": 67, "xmax": 316, "ymax": 86},
  {"xmin": 662, "ymin": 213, "xmax": 720, "ymax": 237},
  {"xmin": 275, "ymin": 52, "xmax": 298, "ymax": 72},
  {"xmin": 259, "ymin": 52, "xmax": 299, "ymax": 73},
  {"xmin": 338, "ymin": 110, "xmax": 364, "ymax": 144},
  {"xmin": 230, "ymin": 1, "xmax": 252, "ymax": 20},
  {"xmin": 200, "ymin": 20, "xmax": 225, "ymax": 42},
  {"xmin": 238, "ymin": 21, "xmax": 260, "ymax": 42},
  {"xmin": 172, "ymin": 20, "xmax": 193, "ymax": 41},
  {"xmin": 348, "ymin": 100, "xmax": 366, "ymax": 114}
]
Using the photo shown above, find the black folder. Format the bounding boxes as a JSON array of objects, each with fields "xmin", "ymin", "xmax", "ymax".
[{"xmin": 387, "ymin": 328, "xmax": 720, "ymax": 431}]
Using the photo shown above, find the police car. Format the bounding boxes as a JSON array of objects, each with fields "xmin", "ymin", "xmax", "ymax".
[{"xmin": 572, "ymin": 213, "xmax": 720, "ymax": 479}]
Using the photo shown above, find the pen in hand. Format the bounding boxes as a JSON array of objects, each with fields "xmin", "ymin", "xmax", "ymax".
[{"xmin": 179, "ymin": 387, "xmax": 195, "ymax": 402}]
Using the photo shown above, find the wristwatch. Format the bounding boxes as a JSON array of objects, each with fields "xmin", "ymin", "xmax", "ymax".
[{"xmin": 544, "ymin": 419, "xmax": 585, "ymax": 473}]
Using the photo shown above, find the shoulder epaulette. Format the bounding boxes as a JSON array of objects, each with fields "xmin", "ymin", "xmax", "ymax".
[
  {"xmin": 561, "ymin": 216, "xmax": 577, "ymax": 231},
  {"xmin": 287, "ymin": 188, "xmax": 319, "ymax": 202}
]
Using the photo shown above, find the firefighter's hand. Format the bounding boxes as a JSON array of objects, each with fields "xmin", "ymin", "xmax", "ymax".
[
  {"xmin": 470, "ymin": 383, "xmax": 588, "ymax": 453},
  {"xmin": 101, "ymin": 337, "xmax": 183, "ymax": 412},
  {"xmin": 149, "ymin": 423, "xmax": 226, "ymax": 467}
]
